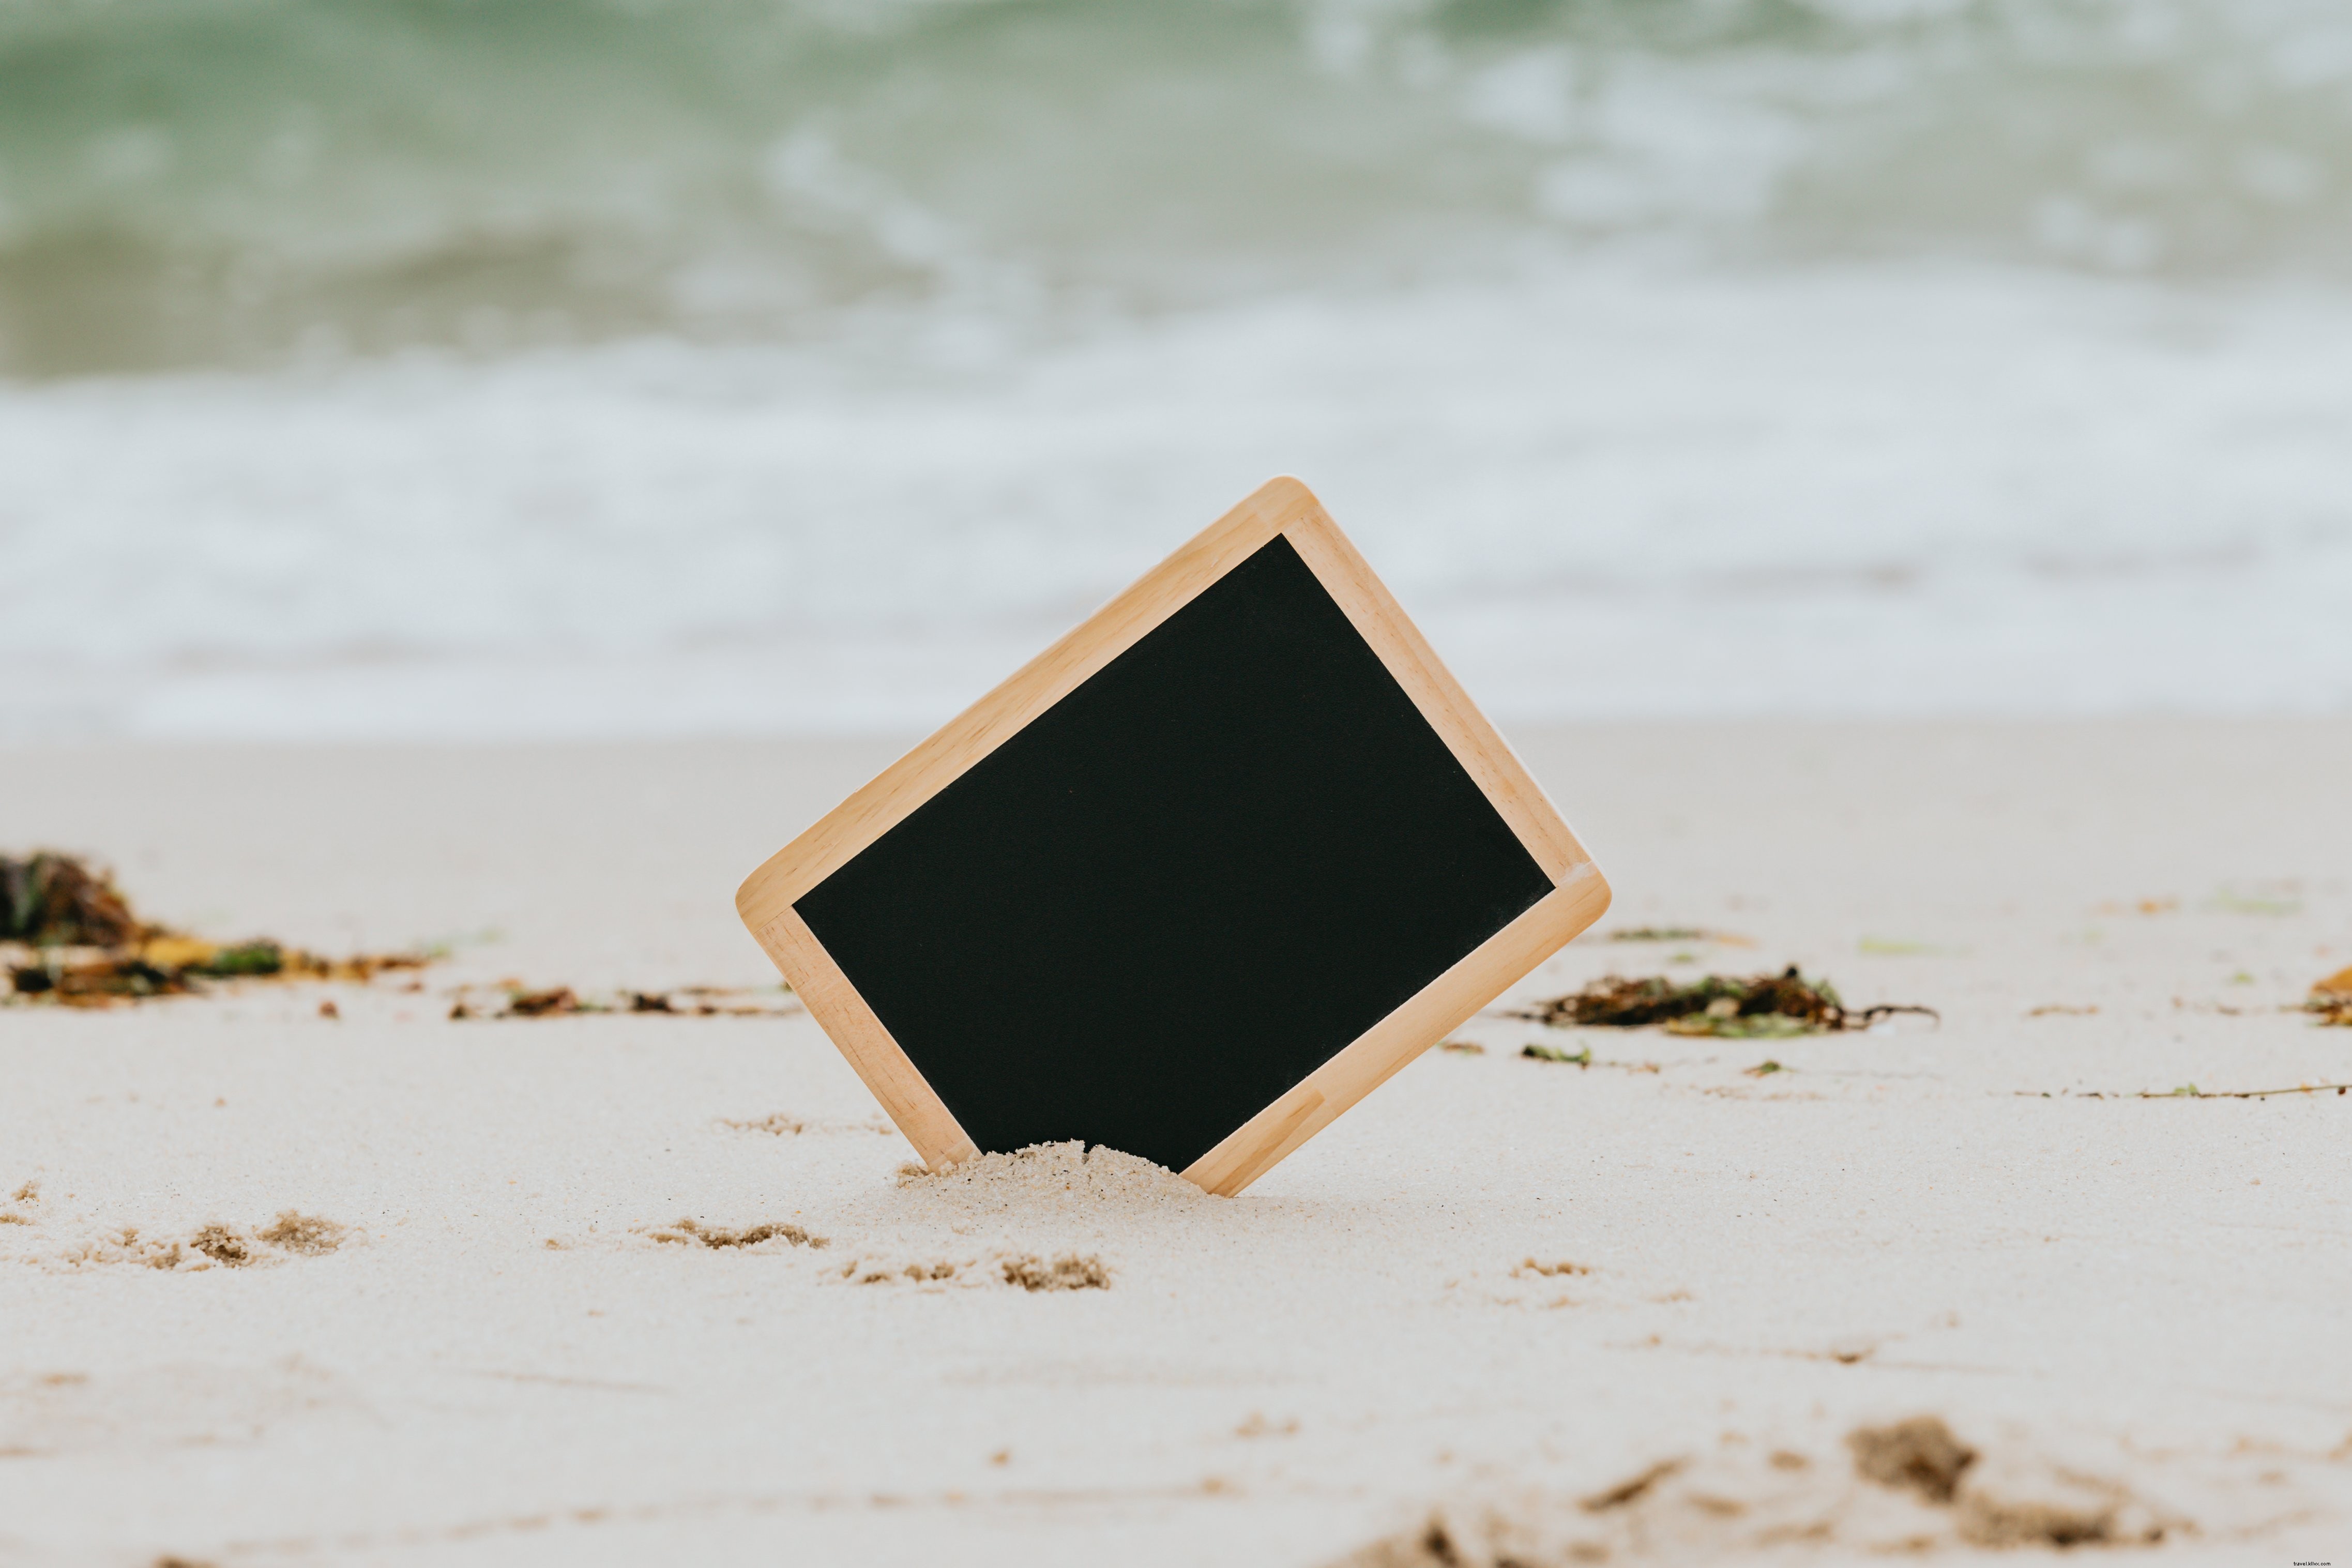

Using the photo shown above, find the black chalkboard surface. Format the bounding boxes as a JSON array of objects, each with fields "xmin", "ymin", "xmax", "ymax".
[{"xmin": 738, "ymin": 479, "xmax": 1609, "ymax": 1194}]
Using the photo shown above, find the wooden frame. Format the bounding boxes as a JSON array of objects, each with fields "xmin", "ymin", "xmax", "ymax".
[{"xmin": 736, "ymin": 477, "xmax": 1611, "ymax": 1195}]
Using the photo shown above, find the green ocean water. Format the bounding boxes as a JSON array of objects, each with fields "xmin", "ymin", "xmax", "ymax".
[{"xmin": 6, "ymin": 0, "xmax": 2352, "ymax": 375}]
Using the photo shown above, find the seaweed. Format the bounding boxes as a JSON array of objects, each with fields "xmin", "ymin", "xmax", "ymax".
[
  {"xmin": 0, "ymin": 852, "xmax": 146, "ymax": 947},
  {"xmin": 2, "ymin": 851, "xmax": 426, "ymax": 1007},
  {"xmin": 201, "ymin": 940, "xmax": 286, "ymax": 977},
  {"xmin": 1510, "ymin": 966, "xmax": 1934, "ymax": 1037},
  {"xmin": 506, "ymin": 987, "xmax": 580, "ymax": 1017},
  {"xmin": 2309, "ymin": 965, "xmax": 2352, "ymax": 1027}
]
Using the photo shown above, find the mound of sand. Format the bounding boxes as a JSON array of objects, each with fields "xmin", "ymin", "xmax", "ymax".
[{"xmin": 894, "ymin": 1141, "xmax": 1211, "ymax": 1225}]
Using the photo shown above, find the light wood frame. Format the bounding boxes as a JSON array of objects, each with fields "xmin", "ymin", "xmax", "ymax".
[{"xmin": 736, "ymin": 477, "xmax": 1611, "ymax": 1196}]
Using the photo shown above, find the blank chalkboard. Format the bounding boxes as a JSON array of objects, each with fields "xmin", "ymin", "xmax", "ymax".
[{"xmin": 737, "ymin": 479, "xmax": 1609, "ymax": 1194}]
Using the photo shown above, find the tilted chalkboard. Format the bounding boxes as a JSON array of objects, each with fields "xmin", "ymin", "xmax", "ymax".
[{"xmin": 737, "ymin": 479, "xmax": 1610, "ymax": 1194}]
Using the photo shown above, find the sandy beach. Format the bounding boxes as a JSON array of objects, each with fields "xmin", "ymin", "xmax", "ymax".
[{"xmin": 4, "ymin": 719, "xmax": 2348, "ymax": 1566}]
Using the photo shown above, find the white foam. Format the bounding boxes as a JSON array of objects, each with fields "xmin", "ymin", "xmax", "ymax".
[{"xmin": 5, "ymin": 260, "xmax": 2349, "ymax": 740}]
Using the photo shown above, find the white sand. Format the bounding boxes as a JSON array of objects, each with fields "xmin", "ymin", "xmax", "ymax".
[{"xmin": 3, "ymin": 722, "xmax": 2348, "ymax": 1566}]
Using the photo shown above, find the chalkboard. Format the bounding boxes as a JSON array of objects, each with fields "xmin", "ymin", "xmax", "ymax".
[{"xmin": 737, "ymin": 479, "xmax": 1610, "ymax": 1195}]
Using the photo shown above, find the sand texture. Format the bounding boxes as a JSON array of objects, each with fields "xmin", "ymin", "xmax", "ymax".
[{"xmin": 2, "ymin": 722, "xmax": 2349, "ymax": 1566}]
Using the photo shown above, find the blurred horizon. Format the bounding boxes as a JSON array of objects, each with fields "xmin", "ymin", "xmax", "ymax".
[{"xmin": 4, "ymin": 0, "xmax": 2349, "ymax": 740}]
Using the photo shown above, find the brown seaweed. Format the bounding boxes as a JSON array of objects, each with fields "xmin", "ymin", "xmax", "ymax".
[
  {"xmin": 2309, "ymin": 965, "xmax": 2352, "ymax": 1027},
  {"xmin": 1511, "ymin": 966, "xmax": 1936, "ymax": 1037},
  {"xmin": 1, "ymin": 852, "xmax": 145, "ymax": 947},
  {"xmin": 3, "ymin": 851, "xmax": 426, "ymax": 1006}
]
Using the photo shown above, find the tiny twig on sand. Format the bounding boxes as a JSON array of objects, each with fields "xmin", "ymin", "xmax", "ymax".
[{"xmin": 2018, "ymin": 1083, "xmax": 2351, "ymax": 1101}]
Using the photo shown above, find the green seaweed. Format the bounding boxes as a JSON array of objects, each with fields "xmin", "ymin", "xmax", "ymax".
[{"xmin": 198, "ymin": 940, "xmax": 284, "ymax": 977}]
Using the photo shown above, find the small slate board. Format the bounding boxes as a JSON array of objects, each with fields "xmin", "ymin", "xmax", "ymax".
[{"xmin": 737, "ymin": 479, "xmax": 1610, "ymax": 1194}]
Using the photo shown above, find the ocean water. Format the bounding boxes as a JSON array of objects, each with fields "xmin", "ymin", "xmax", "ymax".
[{"xmin": 4, "ymin": 0, "xmax": 2350, "ymax": 740}]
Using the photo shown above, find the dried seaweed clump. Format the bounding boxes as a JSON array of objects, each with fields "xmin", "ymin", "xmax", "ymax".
[
  {"xmin": 1000, "ymin": 1252, "xmax": 1111, "ymax": 1291},
  {"xmin": 1514, "ymin": 967, "xmax": 1935, "ymax": 1038},
  {"xmin": 1, "ymin": 853, "xmax": 145, "ymax": 947},
  {"xmin": 2310, "ymin": 965, "xmax": 2352, "ymax": 1027},
  {"xmin": 3, "ymin": 852, "xmax": 426, "ymax": 1006}
]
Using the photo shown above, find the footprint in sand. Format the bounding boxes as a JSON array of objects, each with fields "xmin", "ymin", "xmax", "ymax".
[
  {"xmin": 820, "ymin": 1250, "xmax": 1113, "ymax": 1290},
  {"xmin": 22, "ymin": 1211, "xmax": 349, "ymax": 1273},
  {"xmin": 639, "ymin": 1218, "xmax": 829, "ymax": 1250},
  {"xmin": 1331, "ymin": 1414, "xmax": 2268, "ymax": 1565}
]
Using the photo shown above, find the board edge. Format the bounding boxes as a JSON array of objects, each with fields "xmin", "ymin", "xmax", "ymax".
[
  {"xmin": 734, "ymin": 475, "xmax": 1323, "ymax": 933},
  {"xmin": 1180, "ymin": 866, "xmax": 1612, "ymax": 1197},
  {"xmin": 1277, "ymin": 501, "xmax": 1594, "ymax": 887},
  {"xmin": 730, "ymin": 474, "xmax": 1615, "ymax": 1193},
  {"xmin": 748, "ymin": 907, "xmax": 981, "ymax": 1171}
]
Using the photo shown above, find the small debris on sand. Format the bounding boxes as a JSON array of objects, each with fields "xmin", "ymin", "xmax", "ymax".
[
  {"xmin": 448, "ymin": 981, "xmax": 798, "ymax": 1021},
  {"xmin": 1522, "ymin": 1042, "xmax": 1590, "ymax": 1065},
  {"xmin": 2095, "ymin": 896, "xmax": 2178, "ymax": 916},
  {"xmin": 722, "ymin": 1113, "xmax": 807, "ymax": 1135},
  {"xmin": 1607, "ymin": 926, "xmax": 1752, "ymax": 946},
  {"xmin": 1511, "ymin": 967, "xmax": 1934, "ymax": 1038},
  {"xmin": 1000, "ymin": 1253, "xmax": 1111, "ymax": 1291},
  {"xmin": 507, "ymin": 987, "xmax": 579, "ymax": 1017}
]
